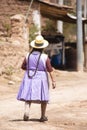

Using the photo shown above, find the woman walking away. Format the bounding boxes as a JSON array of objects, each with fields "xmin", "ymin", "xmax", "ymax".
[{"xmin": 17, "ymin": 35, "xmax": 56, "ymax": 122}]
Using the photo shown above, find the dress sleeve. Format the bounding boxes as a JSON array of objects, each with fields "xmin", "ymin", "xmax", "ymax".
[
  {"xmin": 46, "ymin": 57, "xmax": 53, "ymax": 72},
  {"xmin": 21, "ymin": 58, "xmax": 27, "ymax": 70},
  {"xmin": 21, "ymin": 53, "xmax": 29, "ymax": 70}
]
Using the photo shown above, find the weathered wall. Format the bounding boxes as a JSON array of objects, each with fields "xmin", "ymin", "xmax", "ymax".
[{"xmin": 0, "ymin": 0, "xmax": 38, "ymax": 32}]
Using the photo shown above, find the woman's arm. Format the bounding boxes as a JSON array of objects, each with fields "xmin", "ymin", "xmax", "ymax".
[
  {"xmin": 21, "ymin": 58, "xmax": 27, "ymax": 70},
  {"xmin": 49, "ymin": 71, "xmax": 56, "ymax": 89},
  {"xmin": 46, "ymin": 57, "xmax": 56, "ymax": 89}
]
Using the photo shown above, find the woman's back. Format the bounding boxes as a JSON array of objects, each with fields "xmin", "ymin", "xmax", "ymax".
[{"xmin": 27, "ymin": 51, "xmax": 48, "ymax": 71}]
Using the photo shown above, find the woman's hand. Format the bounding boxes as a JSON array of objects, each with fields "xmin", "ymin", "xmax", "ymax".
[
  {"xmin": 52, "ymin": 81, "xmax": 56, "ymax": 89},
  {"xmin": 49, "ymin": 71, "xmax": 56, "ymax": 89}
]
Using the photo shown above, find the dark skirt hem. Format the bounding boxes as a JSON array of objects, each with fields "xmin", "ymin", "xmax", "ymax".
[{"xmin": 17, "ymin": 98, "xmax": 49, "ymax": 104}]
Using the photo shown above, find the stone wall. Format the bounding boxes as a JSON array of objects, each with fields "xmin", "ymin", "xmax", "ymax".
[
  {"xmin": 0, "ymin": 0, "xmax": 37, "ymax": 35},
  {"xmin": 10, "ymin": 14, "xmax": 29, "ymax": 46},
  {"xmin": 0, "ymin": 0, "xmax": 39, "ymax": 44}
]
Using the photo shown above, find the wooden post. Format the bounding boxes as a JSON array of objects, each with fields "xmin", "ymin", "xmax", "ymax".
[{"xmin": 62, "ymin": 39, "xmax": 65, "ymax": 67}]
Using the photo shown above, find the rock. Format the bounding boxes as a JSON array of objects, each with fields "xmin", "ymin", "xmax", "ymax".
[{"xmin": 8, "ymin": 81, "xmax": 15, "ymax": 85}]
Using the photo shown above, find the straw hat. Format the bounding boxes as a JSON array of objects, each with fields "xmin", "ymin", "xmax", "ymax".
[{"xmin": 30, "ymin": 35, "xmax": 49, "ymax": 49}]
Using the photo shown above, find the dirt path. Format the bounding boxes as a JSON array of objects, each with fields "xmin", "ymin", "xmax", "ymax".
[{"xmin": 0, "ymin": 71, "xmax": 87, "ymax": 130}]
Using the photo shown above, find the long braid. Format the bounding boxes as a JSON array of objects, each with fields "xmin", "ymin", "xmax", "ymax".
[{"xmin": 27, "ymin": 50, "xmax": 42, "ymax": 78}]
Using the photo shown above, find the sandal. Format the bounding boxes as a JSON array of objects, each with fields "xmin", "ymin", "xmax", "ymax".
[
  {"xmin": 23, "ymin": 114, "xmax": 29, "ymax": 121},
  {"xmin": 40, "ymin": 116, "xmax": 48, "ymax": 122}
]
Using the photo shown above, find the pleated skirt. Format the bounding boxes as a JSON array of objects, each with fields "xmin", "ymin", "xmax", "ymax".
[{"xmin": 17, "ymin": 70, "xmax": 49, "ymax": 103}]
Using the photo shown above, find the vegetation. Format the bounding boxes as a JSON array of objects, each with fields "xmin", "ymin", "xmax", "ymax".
[
  {"xmin": 3, "ymin": 23, "xmax": 11, "ymax": 37},
  {"xmin": 5, "ymin": 66, "xmax": 14, "ymax": 76},
  {"xmin": 42, "ymin": 19, "xmax": 57, "ymax": 35},
  {"xmin": 29, "ymin": 24, "xmax": 39, "ymax": 43},
  {"xmin": 63, "ymin": 23, "xmax": 77, "ymax": 42}
]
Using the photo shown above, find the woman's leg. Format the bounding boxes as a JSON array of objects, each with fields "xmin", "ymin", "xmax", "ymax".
[
  {"xmin": 40, "ymin": 101, "xmax": 48, "ymax": 121},
  {"xmin": 23, "ymin": 101, "xmax": 31, "ymax": 121}
]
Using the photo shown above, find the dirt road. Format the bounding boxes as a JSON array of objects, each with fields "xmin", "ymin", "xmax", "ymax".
[{"xmin": 0, "ymin": 71, "xmax": 87, "ymax": 130}]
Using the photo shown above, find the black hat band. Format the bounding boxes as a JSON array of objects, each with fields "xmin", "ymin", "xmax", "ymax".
[{"xmin": 35, "ymin": 42, "xmax": 44, "ymax": 47}]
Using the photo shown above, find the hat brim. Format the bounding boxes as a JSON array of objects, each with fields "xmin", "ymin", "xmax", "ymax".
[{"xmin": 30, "ymin": 40, "xmax": 49, "ymax": 49}]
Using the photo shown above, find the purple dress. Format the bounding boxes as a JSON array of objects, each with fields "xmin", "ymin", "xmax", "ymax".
[{"xmin": 17, "ymin": 51, "xmax": 49, "ymax": 103}]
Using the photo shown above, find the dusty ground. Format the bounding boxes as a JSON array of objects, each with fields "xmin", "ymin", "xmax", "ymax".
[{"xmin": 0, "ymin": 70, "xmax": 87, "ymax": 130}]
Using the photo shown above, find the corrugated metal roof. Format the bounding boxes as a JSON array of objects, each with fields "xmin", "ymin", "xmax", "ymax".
[{"xmin": 37, "ymin": 0, "xmax": 87, "ymax": 24}]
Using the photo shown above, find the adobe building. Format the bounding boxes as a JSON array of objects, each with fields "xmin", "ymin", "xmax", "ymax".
[{"xmin": 31, "ymin": 0, "xmax": 87, "ymax": 71}]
